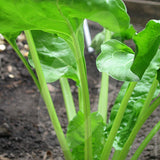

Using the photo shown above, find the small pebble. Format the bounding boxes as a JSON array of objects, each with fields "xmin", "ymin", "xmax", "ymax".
[
  {"xmin": 3, "ymin": 123, "xmax": 10, "ymax": 129},
  {"xmin": 6, "ymin": 45, "xmax": 13, "ymax": 51},
  {"xmin": 0, "ymin": 34, "xmax": 4, "ymax": 40},
  {"xmin": 43, "ymin": 151, "xmax": 54, "ymax": 160},
  {"xmin": 7, "ymin": 65, "xmax": 13, "ymax": 72},
  {"xmin": 38, "ymin": 126, "xmax": 44, "ymax": 134},
  {"xmin": 47, "ymin": 84, "xmax": 56, "ymax": 92},
  {"xmin": 56, "ymin": 157, "xmax": 63, "ymax": 160},
  {"xmin": 8, "ymin": 74, "xmax": 15, "ymax": 78},
  {"xmin": 17, "ymin": 41, "xmax": 23, "ymax": 49},
  {"xmin": 0, "ymin": 39, "xmax": 5, "ymax": 45},
  {"xmin": 14, "ymin": 137, "xmax": 22, "ymax": 142},
  {"xmin": 0, "ymin": 123, "xmax": 11, "ymax": 137},
  {"xmin": 0, "ymin": 155, "xmax": 10, "ymax": 160},
  {"xmin": 17, "ymin": 33, "xmax": 26, "ymax": 42},
  {"xmin": 10, "ymin": 153, "xmax": 15, "ymax": 158},
  {"xmin": 24, "ymin": 44, "xmax": 29, "ymax": 50},
  {"xmin": 20, "ymin": 49, "xmax": 29, "ymax": 57},
  {"xmin": 0, "ymin": 44, "xmax": 6, "ymax": 51}
]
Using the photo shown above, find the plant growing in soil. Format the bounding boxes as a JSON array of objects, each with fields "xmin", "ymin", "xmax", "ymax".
[{"xmin": 0, "ymin": 0, "xmax": 160, "ymax": 160}]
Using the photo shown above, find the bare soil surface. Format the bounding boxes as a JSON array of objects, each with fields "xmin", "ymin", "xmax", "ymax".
[{"xmin": 0, "ymin": 2, "xmax": 160, "ymax": 159}]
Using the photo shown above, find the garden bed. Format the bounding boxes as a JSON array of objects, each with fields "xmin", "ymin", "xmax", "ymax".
[{"xmin": 0, "ymin": 1, "xmax": 160, "ymax": 160}]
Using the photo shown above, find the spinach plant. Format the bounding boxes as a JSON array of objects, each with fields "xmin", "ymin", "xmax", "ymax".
[{"xmin": 0, "ymin": 0, "xmax": 160, "ymax": 159}]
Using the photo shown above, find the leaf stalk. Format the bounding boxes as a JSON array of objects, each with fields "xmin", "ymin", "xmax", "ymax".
[
  {"xmin": 119, "ymin": 96, "xmax": 160, "ymax": 160},
  {"xmin": 72, "ymin": 33, "xmax": 92, "ymax": 160},
  {"xmin": 3, "ymin": 36, "xmax": 40, "ymax": 90},
  {"xmin": 98, "ymin": 72, "xmax": 109, "ymax": 123},
  {"xmin": 100, "ymin": 82, "xmax": 137, "ymax": 160},
  {"xmin": 60, "ymin": 77, "xmax": 76, "ymax": 122},
  {"xmin": 24, "ymin": 30, "xmax": 73, "ymax": 160},
  {"xmin": 131, "ymin": 121, "xmax": 160, "ymax": 160},
  {"xmin": 138, "ymin": 75, "xmax": 158, "ymax": 120},
  {"xmin": 98, "ymin": 29, "xmax": 111, "ymax": 123}
]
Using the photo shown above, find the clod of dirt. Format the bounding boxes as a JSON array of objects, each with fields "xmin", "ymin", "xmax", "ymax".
[
  {"xmin": 0, "ymin": 155, "xmax": 11, "ymax": 160},
  {"xmin": 43, "ymin": 151, "xmax": 53, "ymax": 160},
  {"xmin": 0, "ymin": 123, "xmax": 11, "ymax": 137}
]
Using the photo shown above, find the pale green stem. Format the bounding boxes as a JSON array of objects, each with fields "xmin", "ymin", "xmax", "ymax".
[
  {"xmin": 78, "ymin": 86, "xmax": 84, "ymax": 112},
  {"xmin": 55, "ymin": 4, "xmax": 92, "ymax": 157},
  {"xmin": 4, "ymin": 36, "xmax": 40, "ymax": 90},
  {"xmin": 138, "ymin": 76, "xmax": 158, "ymax": 120},
  {"xmin": 98, "ymin": 72, "xmax": 109, "ymax": 123},
  {"xmin": 112, "ymin": 150, "xmax": 121, "ymax": 160},
  {"xmin": 118, "ymin": 96, "xmax": 160, "ymax": 160},
  {"xmin": 98, "ymin": 29, "xmax": 111, "ymax": 123},
  {"xmin": 72, "ymin": 34, "xmax": 92, "ymax": 160},
  {"xmin": 24, "ymin": 30, "xmax": 73, "ymax": 160},
  {"xmin": 131, "ymin": 121, "xmax": 160, "ymax": 160},
  {"xmin": 100, "ymin": 82, "xmax": 137, "ymax": 160},
  {"xmin": 60, "ymin": 77, "xmax": 76, "ymax": 122},
  {"xmin": 104, "ymin": 29, "xmax": 112, "ymax": 42}
]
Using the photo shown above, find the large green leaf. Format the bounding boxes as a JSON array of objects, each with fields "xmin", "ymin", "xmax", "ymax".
[
  {"xmin": 0, "ymin": 0, "xmax": 131, "ymax": 85},
  {"xmin": 107, "ymin": 49, "xmax": 160, "ymax": 150},
  {"xmin": 66, "ymin": 112, "xmax": 106, "ymax": 160},
  {"xmin": 91, "ymin": 25, "xmax": 136, "ymax": 54},
  {"xmin": 28, "ymin": 30, "xmax": 79, "ymax": 83},
  {"xmin": 96, "ymin": 20, "xmax": 160, "ymax": 81},
  {"xmin": 131, "ymin": 20, "xmax": 160, "ymax": 79},
  {"xmin": 0, "ymin": 0, "xmax": 130, "ymax": 36},
  {"xmin": 96, "ymin": 39, "xmax": 139, "ymax": 81}
]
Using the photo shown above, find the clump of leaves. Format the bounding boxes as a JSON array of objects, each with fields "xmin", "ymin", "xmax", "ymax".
[{"xmin": 0, "ymin": 0, "xmax": 160, "ymax": 160}]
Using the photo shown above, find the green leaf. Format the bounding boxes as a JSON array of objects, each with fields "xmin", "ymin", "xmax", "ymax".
[
  {"xmin": 28, "ymin": 30, "xmax": 79, "ymax": 83},
  {"xmin": 91, "ymin": 29, "xmax": 106, "ymax": 54},
  {"xmin": 66, "ymin": 112, "xmax": 106, "ymax": 160},
  {"xmin": 0, "ymin": 1, "xmax": 131, "ymax": 84},
  {"xmin": 96, "ymin": 39, "xmax": 139, "ymax": 81},
  {"xmin": 96, "ymin": 21, "xmax": 160, "ymax": 81},
  {"xmin": 157, "ymin": 69, "xmax": 160, "ymax": 83},
  {"xmin": 0, "ymin": 1, "xmax": 131, "ymax": 86},
  {"xmin": 3, "ymin": 32, "xmax": 21, "ymax": 43},
  {"xmin": 107, "ymin": 49, "xmax": 160, "ymax": 150},
  {"xmin": 2, "ymin": 32, "xmax": 21, "ymax": 52},
  {"xmin": 91, "ymin": 25, "xmax": 136, "ymax": 54},
  {"xmin": 131, "ymin": 20, "xmax": 160, "ymax": 79},
  {"xmin": 112, "ymin": 24, "xmax": 136, "ymax": 41},
  {"xmin": 0, "ymin": 0, "xmax": 130, "ymax": 36}
]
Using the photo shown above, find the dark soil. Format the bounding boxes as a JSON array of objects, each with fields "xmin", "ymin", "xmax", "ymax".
[
  {"xmin": 0, "ymin": 2, "xmax": 160, "ymax": 160},
  {"xmin": 0, "ymin": 32, "xmax": 122, "ymax": 160}
]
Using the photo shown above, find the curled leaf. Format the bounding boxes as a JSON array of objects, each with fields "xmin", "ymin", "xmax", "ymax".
[
  {"xmin": 131, "ymin": 20, "xmax": 160, "ymax": 79},
  {"xmin": 96, "ymin": 39, "xmax": 139, "ymax": 81}
]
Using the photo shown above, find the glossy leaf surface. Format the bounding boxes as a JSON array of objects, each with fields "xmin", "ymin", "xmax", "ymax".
[
  {"xmin": 107, "ymin": 49, "xmax": 160, "ymax": 150},
  {"xmin": 91, "ymin": 25, "xmax": 136, "ymax": 54},
  {"xmin": 28, "ymin": 30, "xmax": 79, "ymax": 83},
  {"xmin": 0, "ymin": 0, "xmax": 130, "ymax": 36},
  {"xmin": 96, "ymin": 39, "xmax": 139, "ymax": 81},
  {"xmin": 131, "ymin": 20, "xmax": 160, "ymax": 79},
  {"xmin": 66, "ymin": 112, "xmax": 106, "ymax": 160}
]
